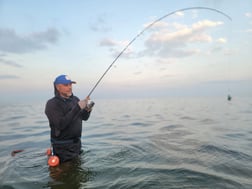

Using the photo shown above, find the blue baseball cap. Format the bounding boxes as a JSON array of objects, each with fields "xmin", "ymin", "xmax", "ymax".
[{"xmin": 54, "ymin": 75, "xmax": 76, "ymax": 85}]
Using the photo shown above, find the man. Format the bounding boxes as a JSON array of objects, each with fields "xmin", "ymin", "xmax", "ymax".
[{"xmin": 45, "ymin": 74, "xmax": 93, "ymax": 163}]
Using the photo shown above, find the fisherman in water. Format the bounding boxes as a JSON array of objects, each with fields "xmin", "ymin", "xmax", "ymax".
[{"xmin": 45, "ymin": 74, "xmax": 93, "ymax": 164}]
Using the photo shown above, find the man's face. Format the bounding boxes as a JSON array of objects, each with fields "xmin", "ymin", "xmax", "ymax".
[{"xmin": 56, "ymin": 83, "xmax": 73, "ymax": 98}]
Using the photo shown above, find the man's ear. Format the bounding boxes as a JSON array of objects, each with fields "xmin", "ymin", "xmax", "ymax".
[{"xmin": 55, "ymin": 84, "xmax": 60, "ymax": 91}]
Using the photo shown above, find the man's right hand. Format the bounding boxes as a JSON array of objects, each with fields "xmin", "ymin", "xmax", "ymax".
[{"xmin": 78, "ymin": 97, "xmax": 89, "ymax": 109}]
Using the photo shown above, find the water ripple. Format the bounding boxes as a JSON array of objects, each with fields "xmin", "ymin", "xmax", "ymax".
[{"xmin": 199, "ymin": 144, "xmax": 252, "ymax": 162}]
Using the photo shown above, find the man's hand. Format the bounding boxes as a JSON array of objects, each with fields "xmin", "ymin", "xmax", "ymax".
[{"xmin": 78, "ymin": 96, "xmax": 90, "ymax": 109}]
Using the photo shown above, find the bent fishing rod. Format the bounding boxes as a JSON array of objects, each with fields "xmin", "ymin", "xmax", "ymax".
[
  {"xmin": 87, "ymin": 7, "xmax": 232, "ymax": 97},
  {"xmin": 11, "ymin": 7, "xmax": 231, "ymax": 164},
  {"xmin": 87, "ymin": 7, "xmax": 231, "ymax": 98}
]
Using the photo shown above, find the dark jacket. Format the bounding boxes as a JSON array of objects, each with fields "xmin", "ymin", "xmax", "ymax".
[{"xmin": 45, "ymin": 89, "xmax": 90, "ymax": 142}]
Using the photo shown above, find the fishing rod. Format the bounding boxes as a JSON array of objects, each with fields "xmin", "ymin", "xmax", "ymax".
[
  {"xmin": 11, "ymin": 7, "xmax": 231, "ymax": 166},
  {"xmin": 87, "ymin": 6, "xmax": 232, "ymax": 97}
]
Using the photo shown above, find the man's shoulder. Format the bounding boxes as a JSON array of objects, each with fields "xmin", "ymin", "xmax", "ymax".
[
  {"xmin": 46, "ymin": 96, "xmax": 58, "ymax": 105},
  {"xmin": 46, "ymin": 95, "xmax": 79, "ymax": 105}
]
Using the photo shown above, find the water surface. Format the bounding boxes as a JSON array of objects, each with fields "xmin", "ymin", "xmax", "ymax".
[{"xmin": 0, "ymin": 97, "xmax": 251, "ymax": 188}]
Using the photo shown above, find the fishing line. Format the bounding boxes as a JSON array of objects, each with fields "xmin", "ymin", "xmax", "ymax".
[{"xmin": 87, "ymin": 6, "xmax": 232, "ymax": 97}]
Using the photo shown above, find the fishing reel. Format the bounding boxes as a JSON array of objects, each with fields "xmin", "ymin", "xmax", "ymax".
[{"xmin": 86, "ymin": 101, "xmax": 95, "ymax": 110}]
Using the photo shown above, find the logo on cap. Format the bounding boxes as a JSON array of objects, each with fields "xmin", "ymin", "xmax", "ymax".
[{"xmin": 65, "ymin": 75, "xmax": 71, "ymax": 80}]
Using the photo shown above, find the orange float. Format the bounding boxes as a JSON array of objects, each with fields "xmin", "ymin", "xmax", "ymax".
[{"xmin": 48, "ymin": 155, "xmax": 60, "ymax": 167}]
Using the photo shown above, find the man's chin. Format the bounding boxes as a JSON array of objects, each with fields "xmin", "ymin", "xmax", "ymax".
[
  {"xmin": 62, "ymin": 92, "xmax": 72, "ymax": 98},
  {"xmin": 67, "ymin": 93, "xmax": 73, "ymax": 97}
]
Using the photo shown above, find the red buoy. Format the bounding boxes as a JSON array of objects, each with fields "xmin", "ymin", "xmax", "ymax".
[{"xmin": 48, "ymin": 155, "xmax": 60, "ymax": 167}]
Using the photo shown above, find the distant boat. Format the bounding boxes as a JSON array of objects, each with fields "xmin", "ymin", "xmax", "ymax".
[{"xmin": 227, "ymin": 94, "xmax": 232, "ymax": 101}]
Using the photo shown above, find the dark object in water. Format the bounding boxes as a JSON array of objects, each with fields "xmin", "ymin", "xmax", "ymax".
[
  {"xmin": 227, "ymin": 95, "xmax": 232, "ymax": 101},
  {"xmin": 11, "ymin": 149, "xmax": 24, "ymax": 156}
]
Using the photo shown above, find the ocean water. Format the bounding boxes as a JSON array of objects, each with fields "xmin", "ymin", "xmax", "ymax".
[{"xmin": 0, "ymin": 97, "xmax": 251, "ymax": 189}]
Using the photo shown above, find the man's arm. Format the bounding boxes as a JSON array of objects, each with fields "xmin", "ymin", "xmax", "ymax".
[{"xmin": 45, "ymin": 99, "xmax": 81, "ymax": 131}]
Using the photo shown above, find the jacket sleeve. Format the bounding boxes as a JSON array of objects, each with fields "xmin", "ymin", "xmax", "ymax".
[
  {"xmin": 81, "ymin": 109, "xmax": 91, "ymax": 121},
  {"xmin": 45, "ymin": 99, "xmax": 81, "ymax": 131}
]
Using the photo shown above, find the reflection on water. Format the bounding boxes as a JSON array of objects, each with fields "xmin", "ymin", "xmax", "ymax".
[
  {"xmin": 48, "ymin": 157, "xmax": 92, "ymax": 189},
  {"xmin": 0, "ymin": 97, "xmax": 252, "ymax": 188}
]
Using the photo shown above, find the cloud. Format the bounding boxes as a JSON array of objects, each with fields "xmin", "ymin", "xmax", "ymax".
[
  {"xmin": 0, "ymin": 58, "xmax": 23, "ymax": 68},
  {"xmin": 0, "ymin": 74, "xmax": 20, "ymax": 80},
  {"xmin": 175, "ymin": 11, "xmax": 184, "ymax": 17},
  {"xmin": 142, "ymin": 20, "xmax": 223, "ymax": 58},
  {"xmin": 89, "ymin": 14, "xmax": 111, "ymax": 32},
  {"xmin": 216, "ymin": 38, "xmax": 227, "ymax": 43},
  {"xmin": 245, "ymin": 12, "xmax": 252, "ymax": 18},
  {"xmin": 99, "ymin": 38, "xmax": 134, "ymax": 58},
  {"xmin": 0, "ymin": 28, "xmax": 60, "ymax": 54},
  {"xmin": 100, "ymin": 38, "xmax": 118, "ymax": 47},
  {"xmin": 100, "ymin": 19, "xmax": 225, "ymax": 60}
]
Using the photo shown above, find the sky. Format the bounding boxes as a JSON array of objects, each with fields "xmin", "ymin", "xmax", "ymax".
[{"xmin": 0, "ymin": 0, "xmax": 252, "ymax": 102}]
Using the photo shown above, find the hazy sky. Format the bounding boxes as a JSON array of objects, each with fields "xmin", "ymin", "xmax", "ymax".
[{"xmin": 0, "ymin": 0, "xmax": 252, "ymax": 102}]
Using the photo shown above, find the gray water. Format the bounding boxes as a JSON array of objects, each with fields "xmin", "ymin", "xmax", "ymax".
[{"xmin": 0, "ymin": 97, "xmax": 252, "ymax": 189}]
